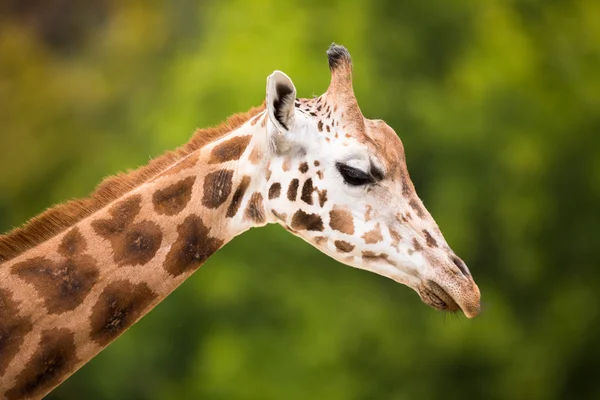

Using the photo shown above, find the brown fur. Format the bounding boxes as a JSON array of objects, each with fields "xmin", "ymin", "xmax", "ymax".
[
  {"xmin": 362, "ymin": 251, "xmax": 394, "ymax": 266},
  {"xmin": 318, "ymin": 189, "xmax": 327, "ymax": 207},
  {"xmin": 6, "ymin": 328, "xmax": 79, "ymax": 400},
  {"xmin": 0, "ymin": 103, "xmax": 265, "ymax": 262},
  {"xmin": 152, "ymin": 176, "xmax": 196, "ymax": 216},
  {"xmin": 334, "ymin": 240, "xmax": 354, "ymax": 253},
  {"xmin": 412, "ymin": 238, "xmax": 423, "ymax": 252},
  {"xmin": 12, "ymin": 255, "xmax": 99, "ymax": 314},
  {"xmin": 362, "ymin": 224, "xmax": 383, "ymax": 244},
  {"xmin": 313, "ymin": 236, "xmax": 327, "ymax": 246},
  {"xmin": 202, "ymin": 170, "xmax": 234, "ymax": 209},
  {"xmin": 268, "ymin": 183, "xmax": 281, "ymax": 200},
  {"xmin": 329, "ymin": 206, "xmax": 354, "ymax": 235},
  {"xmin": 287, "ymin": 179, "xmax": 299, "ymax": 201},
  {"xmin": 226, "ymin": 176, "xmax": 252, "ymax": 218},
  {"xmin": 409, "ymin": 198, "xmax": 425, "ymax": 218},
  {"xmin": 290, "ymin": 210, "xmax": 324, "ymax": 232},
  {"xmin": 91, "ymin": 195, "xmax": 164, "ymax": 267},
  {"xmin": 422, "ymin": 229, "xmax": 438, "ymax": 248},
  {"xmin": 245, "ymin": 193, "xmax": 266, "ymax": 223},
  {"xmin": 89, "ymin": 280, "xmax": 158, "ymax": 346},
  {"xmin": 163, "ymin": 215, "xmax": 224, "ymax": 277},
  {"xmin": 388, "ymin": 227, "xmax": 402, "ymax": 249},
  {"xmin": 0, "ymin": 288, "xmax": 33, "ymax": 376},
  {"xmin": 208, "ymin": 135, "xmax": 252, "ymax": 164},
  {"xmin": 300, "ymin": 178, "xmax": 314, "ymax": 205}
]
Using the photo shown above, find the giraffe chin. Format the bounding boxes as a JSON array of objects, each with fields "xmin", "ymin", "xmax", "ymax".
[{"xmin": 418, "ymin": 280, "xmax": 479, "ymax": 319}]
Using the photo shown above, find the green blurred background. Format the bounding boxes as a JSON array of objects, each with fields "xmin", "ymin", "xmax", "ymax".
[{"xmin": 1, "ymin": 0, "xmax": 599, "ymax": 399}]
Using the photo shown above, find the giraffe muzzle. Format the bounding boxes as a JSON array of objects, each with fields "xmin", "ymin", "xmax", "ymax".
[{"xmin": 418, "ymin": 278, "xmax": 481, "ymax": 318}]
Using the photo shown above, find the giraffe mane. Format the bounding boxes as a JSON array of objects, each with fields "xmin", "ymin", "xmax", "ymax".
[{"xmin": 0, "ymin": 102, "xmax": 266, "ymax": 263}]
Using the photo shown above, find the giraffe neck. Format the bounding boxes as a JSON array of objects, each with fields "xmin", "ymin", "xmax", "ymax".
[{"xmin": 0, "ymin": 110, "xmax": 271, "ymax": 399}]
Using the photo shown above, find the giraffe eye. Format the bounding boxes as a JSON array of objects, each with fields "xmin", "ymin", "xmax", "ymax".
[{"xmin": 336, "ymin": 163, "xmax": 374, "ymax": 186}]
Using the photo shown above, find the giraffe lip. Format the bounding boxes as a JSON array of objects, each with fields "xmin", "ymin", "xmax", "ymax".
[{"xmin": 419, "ymin": 281, "xmax": 461, "ymax": 314}]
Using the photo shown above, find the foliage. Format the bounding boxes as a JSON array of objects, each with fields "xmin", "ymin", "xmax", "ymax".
[{"xmin": 1, "ymin": 0, "xmax": 599, "ymax": 398}]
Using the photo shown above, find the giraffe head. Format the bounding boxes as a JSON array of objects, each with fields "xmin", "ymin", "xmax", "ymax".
[{"xmin": 262, "ymin": 44, "xmax": 480, "ymax": 318}]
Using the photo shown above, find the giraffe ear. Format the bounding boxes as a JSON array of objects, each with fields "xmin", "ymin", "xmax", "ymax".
[{"xmin": 266, "ymin": 70, "xmax": 297, "ymax": 134}]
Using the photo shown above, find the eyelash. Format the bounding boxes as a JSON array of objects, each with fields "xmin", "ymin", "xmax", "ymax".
[{"xmin": 336, "ymin": 162, "xmax": 376, "ymax": 186}]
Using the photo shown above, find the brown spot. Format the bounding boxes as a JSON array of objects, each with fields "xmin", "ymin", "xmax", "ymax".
[
  {"xmin": 261, "ymin": 114, "xmax": 267, "ymax": 127},
  {"xmin": 116, "ymin": 221, "xmax": 163, "ymax": 266},
  {"xmin": 57, "ymin": 227, "xmax": 87, "ymax": 256},
  {"xmin": 299, "ymin": 162, "xmax": 309, "ymax": 173},
  {"xmin": 334, "ymin": 240, "xmax": 354, "ymax": 253},
  {"xmin": 282, "ymin": 157, "xmax": 291, "ymax": 172},
  {"xmin": 93, "ymin": 201, "xmax": 163, "ymax": 267},
  {"xmin": 300, "ymin": 178, "xmax": 314, "ymax": 205},
  {"xmin": 0, "ymin": 288, "xmax": 33, "ymax": 377},
  {"xmin": 422, "ymin": 229, "xmax": 438, "ymax": 248},
  {"xmin": 317, "ymin": 170, "xmax": 324, "ymax": 180},
  {"xmin": 291, "ymin": 210, "xmax": 324, "ymax": 231},
  {"xmin": 409, "ymin": 198, "xmax": 425, "ymax": 218},
  {"xmin": 287, "ymin": 179, "xmax": 299, "ymax": 201},
  {"xmin": 329, "ymin": 206, "xmax": 354, "ymax": 235},
  {"xmin": 265, "ymin": 161, "xmax": 272, "ymax": 181},
  {"xmin": 362, "ymin": 224, "xmax": 383, "ymax": 244},
  {"xmin": 326, "ymin": 125, "xmax": 330, "ymax": 133},
  {"xmin": 413, "ymin": 238, "xmax": 423, "ymax": 252},
  {"xmin": 314, "ymin": 160, "xmax": 320, "ymax": 167},
  {"xmin": 248, "ymin": 146, "xmax": 263, "ymax": 165},
  {"xmin": 163, "ymin": 215, "xmax": 224, "ymax": 277},
  {"xmin": 401, "ymin": 169, "xmax": 412, "ymax": 197},
  {"xmin": 395, "ymin": 212, "xmax": 409, "ymax": 224},
  {"xmin": 93, "ymin": 195, "xmax": 141, "ymax": 236},
  {"xmin": 226, "ymin": 176, "xmax": 251, "ymax": 218},
  {"xmin": 152, "ymin": 176, "xmax": 196, "ymax": 216},
  {"xmin": 364, "ymin": 205, "xmax": 373, "ymax": 222},
  {"xmin": 12, "ymin": 255, "xmax": 99, "ymax": 315},
  {"xmin": 202, "ymin": 169, "xmax": 234, "ymax": 209},
  {"xmin": 268, "ymin": 182, "xmax": 281, "ymax": 200},
  {"xmin": 245, "ymin": 192, "xmax": 265, "ymax": 223},
  {"xmin": 389, "ymin": 227, "xmax": 402, "ymax": 249},
  {"xmin": 208, "ymin": 135, "xmax": 251, "ymax": 164},
  {"xmin": 362, "ymin": 251, "xmax": 393, "ymax": 265},
  {"xmin": 318, "ymin": 189, "xmax": 328, "ymax": 207},
  {"xmin": 271, "ymin": 210, "xmax": 287, "ymax": 221},
  {"xmin": 313, "ymin": 236, "xmax": 327, "ymax": 246},
  {"xmin": 6, "ymin": 328, "xmax": 78, "ymax": 400},
  {"xmin": 90, "ymin": 280, "xmax": 157, "ymax": 347}
]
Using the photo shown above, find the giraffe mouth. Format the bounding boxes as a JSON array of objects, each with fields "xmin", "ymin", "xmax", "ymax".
[{"xmin": 418, "ymin": 281, "xmax": 461, "ymax": 315}]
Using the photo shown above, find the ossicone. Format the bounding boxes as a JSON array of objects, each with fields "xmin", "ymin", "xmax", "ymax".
[{"xmin": 327, "ymin": 43, "xmax": 352, "ymax": 72}]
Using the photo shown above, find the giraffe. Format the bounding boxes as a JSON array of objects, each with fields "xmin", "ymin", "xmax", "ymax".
[{"xmin": 0, "ymin": 44, "xmax": 480, "ymax": 399}]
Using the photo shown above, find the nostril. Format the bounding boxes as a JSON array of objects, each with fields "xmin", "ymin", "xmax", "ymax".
[{"xmin": 451, "ymin": 255, "xmax": 470, "ymax": 277}]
